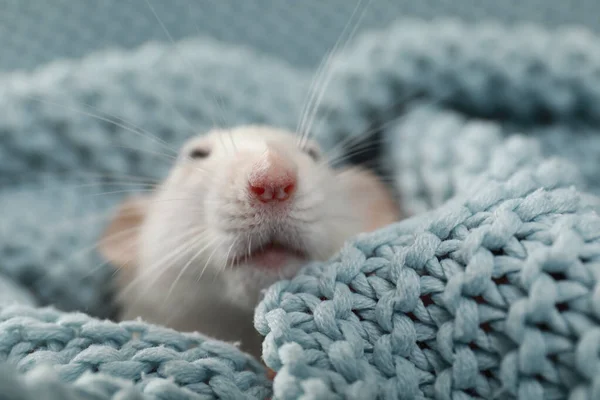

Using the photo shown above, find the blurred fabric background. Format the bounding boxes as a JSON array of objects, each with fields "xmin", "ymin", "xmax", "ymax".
[
  {"xmin": 0, "ymin": 0, "xmax": 599, "ymax": 73},
  {"xmin": 0, "ymin": 2, "xmax": 600, "ymax": 398}
]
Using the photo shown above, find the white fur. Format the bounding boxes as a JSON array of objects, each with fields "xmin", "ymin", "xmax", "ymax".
[{"xmin": 119, "ymin": 126, "xmax": 371, "ymax": 358}]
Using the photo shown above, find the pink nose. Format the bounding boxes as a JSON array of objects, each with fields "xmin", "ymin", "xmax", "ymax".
[{"xmin": 248, "ymin": 149, "xmax": 297, "ymax": 203}]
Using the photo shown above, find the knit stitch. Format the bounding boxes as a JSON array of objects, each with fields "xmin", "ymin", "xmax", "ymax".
[{"xmin": 1, "ymin": 19, "xmax": 600, "ymax": 400}]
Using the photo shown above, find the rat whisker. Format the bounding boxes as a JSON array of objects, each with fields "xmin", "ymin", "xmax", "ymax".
[
  {"xmin": 324, "ymin": 141, "xmax": 383, "ymax": 166},
  {"xmin": 296, "ymin": 48, "xmax": 334, "ymax": 147},
  {"xmin": 80, "ymin": 175, "xmax": 160, "ymax": 184},
  {"xmin": 139, "ymin": 197, "xmax": 198, "ymax": 204},
  {"xmin": 22, "ymin": 93, "xmax": 181, "ymax": 156},
  {"xmin": 322, "ymin": 127, "xmax": 394, "ymax": 166},
  {"xmin": 318, "ymin": 94, "xmax": 444, "ymax": 169},
  {"xmin": 195, "ymin": 237, "xmax": 227, "ymax": 284},
  {"xmin": 120, "ymin": 228, "xmax": 211, "ymax": 298},
  {"xmin": 25, "ymin": 90, "xmax": 185, "ymax": 156},
  {"xmin": 316, "ymin": 115, "xmax": 403, "ymax": 169},
  {"xmin": 69, "ymin": 96, "xmax": 184, "ymax": 153},
  {"xmin": 218, "ymin": 234, "xmax": 240, "ymax": 279},
  {"xmin": 140, "ymin": 82, "xmax": 200, "ymax": 144},
  {"xmin": 213, "ymin": 97, "xmax": 237, "ymax": 154},
  {"xmin": 144, "ymin": 228, "xmax": 212, "ymax": 276},
  {"xmin": 337, "ymin": 134, "xmax": 393, "ymax": 152},
  {"xmin": 144, "ymin": 0, "xmax": 222, "ymax": 134},
  {"xmin": 108, "ymin": 144, "xmax": 180, "ymax": 163},
  {"xmin": 80, "ymin": 92, "xmax": 201, "ymax": 166},
  {"xmin": 294, "ymin": 8, "xmax": 354, "ymax": 147},
  {"xmin": 23, "ymin": 207, "xmax": 142, "ymax": 234},
  {"xmin": 97, "ymin": 125, "xmax": 401, "ymax": 356},
  {"xmin": 69, "ymin": 181, "xmax": 159, "ymax": 190},
  {"xmin": 88, "ymin": 189, "xmax": 156, "ymax": 198},
  {"xmin": 95, "ymin": 226, "xmax": 145, "ymax": 260},
  {"xmin": 246, "ymin": 235, "xmax": 253, "ymax": 264},
  {"xmin": 80, "ymin": 179, "xmax": 205, "ymax": 199},
  {"xmin": 166, "ymin": 235, "xmax": 223, "ymax": 301},
  {"xmin": 41, "ymin": 171, "xmax": 162, "ymax": 184},
  {"xmin": 324, "ymin": 147, "xmax": 403, "ymax": 176},
  {"xmin": 8, "ymin": 178, "xmax": 159, "ymax": 197},
  {"xmin": 297, "ymin": 0, "xmax": 367, "ymax": 148},
  {"xmin": 216, "ymin": 126, "xmax": 233, "ymax": 156},
  {"xmin": 227, "ymin": 128, "xmax": 237, "ymax": 154},
  {"xmin": 106, "ymin": 239, "xmax": 139, "ymax": 282},
  {"xmin": 300, "ymin": 0, "xmax": 373, "ymax": 149},
  {"xmin": 328, "ymin": 157, "xmax": 398, "ymax": 182},
  {"xmin": 106, "ymin": 228, "xmax": 210, "ymax": 286}
]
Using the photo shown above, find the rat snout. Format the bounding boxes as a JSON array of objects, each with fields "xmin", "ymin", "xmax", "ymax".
[{"xmin": 247, "ymin": 147, "xmax": 297, "ymax": 203}]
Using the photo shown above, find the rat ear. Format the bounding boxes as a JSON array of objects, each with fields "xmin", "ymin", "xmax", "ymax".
[{"xmin": 98, "ymin": 195, "xmax": 150, "ymax": 271}]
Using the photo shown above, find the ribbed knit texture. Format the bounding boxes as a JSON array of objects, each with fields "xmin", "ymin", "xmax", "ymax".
[{"xmin": 1, "ymin": 19, "xmax": 600, "ymax": 399}]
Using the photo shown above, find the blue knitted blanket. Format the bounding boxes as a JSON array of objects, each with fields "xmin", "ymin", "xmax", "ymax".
[{"xmin": 1, "ymin": 19, "xmax": 600, "ymax": 399}]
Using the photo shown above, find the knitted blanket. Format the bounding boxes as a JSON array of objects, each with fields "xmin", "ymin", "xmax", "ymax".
[{"xmin": 1, "ymin": 19, "xmax": 600, "ymax": 399}]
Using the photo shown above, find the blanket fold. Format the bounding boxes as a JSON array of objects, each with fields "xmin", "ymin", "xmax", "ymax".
[{"xmin": 1, "ymin": 18, "xmax": 600, "ymax": 400}]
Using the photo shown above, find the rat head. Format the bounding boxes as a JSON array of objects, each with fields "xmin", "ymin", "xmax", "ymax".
[{"xmin": 100, "ymin": 125, "xmax": 399, "ymax": 310}]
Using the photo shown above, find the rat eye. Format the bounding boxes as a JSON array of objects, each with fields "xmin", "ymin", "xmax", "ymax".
[
  {"xmin": 304, "ymin": 145, "xmax": 320, "ymax": 161},
  {"xmin": 189, "ymin": 147, "xmax": 210, "ymax": 159}
]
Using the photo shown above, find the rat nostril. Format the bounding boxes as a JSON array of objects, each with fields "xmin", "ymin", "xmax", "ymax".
[
  {"xmin": 250, "ymin": 185, "xmax": 266, "ymax": 196},
  {"xmin": 248, "ymin": 148, "xmax": 298, "ymax": 203},
  {"xmin": 283, "ymin": 184, "xmax": 295, "ymax": 195},
  {"xmin": 248, "ymin": 180, "xmax": 296, "ymax": 203}
]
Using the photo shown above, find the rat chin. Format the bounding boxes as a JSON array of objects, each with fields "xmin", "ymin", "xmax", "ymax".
[
  {"xmin": 223, "ymin": 256, "xmax": 307, "ymax": 309},
  {"xmin": 229, "ymin": 240, "xmax": 308, "ymax": 271}
]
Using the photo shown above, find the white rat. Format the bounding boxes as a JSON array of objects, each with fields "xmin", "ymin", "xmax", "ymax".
[{"xmin": 99, "ymin": 125, "xmax": 399, "ymax": 358}]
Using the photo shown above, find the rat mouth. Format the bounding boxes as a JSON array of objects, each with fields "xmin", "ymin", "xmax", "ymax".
[{"xmin": 229, "ymin": 241, "xmax": 308, "ymax": 270}]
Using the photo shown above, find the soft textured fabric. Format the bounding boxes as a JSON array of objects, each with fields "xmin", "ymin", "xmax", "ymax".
[
  {"xmin": 2, "ymin": 0, "xmax": 600, "ymax": 72},
  {"xmin": 1, "ymin": 19, "xmax": 600, "ymax": 399}
]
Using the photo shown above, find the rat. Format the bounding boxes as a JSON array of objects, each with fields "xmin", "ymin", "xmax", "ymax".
[{"xmin": 99, "ymin": 125, "xmax": 400, "ymax": 358}]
